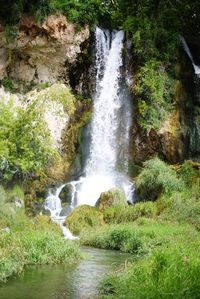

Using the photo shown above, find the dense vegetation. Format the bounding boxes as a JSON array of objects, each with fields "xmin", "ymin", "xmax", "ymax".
[
  {"xmin": 0, "ymin": 1, "xmax": 200, "ymax": 297},
  {"xmin": 0, "ymin": 83, "xmax": 75, "ymax": 182},
  {"xmin": 0, "ymin": 99, "xmax": 54, "ymax": 181},
  {"xmin": 0, "ymin": 185, "xmax": 80, "ymax": 282},
  {"xmin": 2, "ymin": 1, "xmax": 200, "ymax": 131},
  {"xmin": 71, "ymin": 158, "xmax": 200, "ymax": 298}
]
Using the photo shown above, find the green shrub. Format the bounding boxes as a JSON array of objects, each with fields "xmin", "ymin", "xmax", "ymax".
[
  {"xmin": 64, "ymin": 205, "xmax": 103, "ymax": 235},
  {"xmin": 103, "ymin": 202, "xmax": 156, "ymax": 224},
  {"xmin": 0, "ymin": 98, "xmax": 55, "ymax": 181},
  {"xmin": 160, "ymin": 183, "xmax": 200, "ymax": 230},
  {"xmin": 178, "ymin": 161, "xmax": 199, "ymax": 187},
  {"xmin": 133, "ymin": 59, "xmax": 176, "ymax": 131},
  {"xmin": 136, "ymin": 158, "xmax": 182, "ymax": 201}
]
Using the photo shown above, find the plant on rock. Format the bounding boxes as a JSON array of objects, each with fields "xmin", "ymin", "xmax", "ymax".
[{"xmin": 0, "ymin": 99, "xmax": 55, "ymax": 181}]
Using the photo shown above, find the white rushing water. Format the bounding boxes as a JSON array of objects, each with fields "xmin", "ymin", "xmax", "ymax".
[
  {"xmin": 181, "ymin": 37, "xmax": 200, "ymax": 76},
  {"xmin": 44, "ymin": 28, "xmax": 134, "ymax": 238},
  {"xmin": 71, "ymin": 28, "xmax": 133, "ymax": 206},
  {"xmin": 44, "ymin": 185, "xmax": 77, "ymax": 239}
]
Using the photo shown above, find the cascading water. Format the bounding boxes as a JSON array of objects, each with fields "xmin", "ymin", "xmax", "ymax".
[
  {"xmin": 44, "ymin": 27, "xmax": 134, "ymax": 238},
  {"xmin": 180, "ymin": 37, "xmax": 200, "ymax": 156},
  {"xmin": 181, "ymin": 37, "xmax": 200, "ymax": 76},
  {"xmin": 72, "ymin": 28, "xmax": 133, "ymax": 206},
  {"xmin": 44, "ymin": 185, "xmax": 77, "ymax": 239}
]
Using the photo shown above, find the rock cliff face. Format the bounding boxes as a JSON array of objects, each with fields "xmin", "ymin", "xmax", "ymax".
[
  {"xmin": 0, "ymin": 14, "xmax": 90, "ymax": 83},
  {"xmin": 129, "ymin": 47, "xmax": 199, "ymax": 165},
  {"xmin": 130, "ymin": 106, "xmax": 188, "ymax": 165}
]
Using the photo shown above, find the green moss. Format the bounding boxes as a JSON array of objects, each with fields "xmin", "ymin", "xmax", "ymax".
[
  {"xmin": 33, "ymin": 215, "xmax": 62, "ymax": 235},
  {"xmin": 64, "ymin": 205, "xmax": 103, "ymax": 236},
  {"xmin": 96, "ymin": 188, "xmax": 127, "ymax": 212}
]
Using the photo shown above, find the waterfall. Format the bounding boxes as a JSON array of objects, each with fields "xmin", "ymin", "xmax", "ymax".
[
  {"xmin": 180, "ymin": 37, "xmax": 200, "ymax": 157},
  {"xmin": 44, "ymin": 27, "xmax": 134, "ymax": 238},
  {"xmin": 181, "ymin": 37, "xmax": 200, "ymax": 76},
  {"xmin": 72, "ymin": 28, "xmax": 133, "ymax": 206}
]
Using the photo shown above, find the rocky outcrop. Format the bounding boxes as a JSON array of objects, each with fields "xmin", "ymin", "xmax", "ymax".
[
  {"xmin": 96, "ymin": 188, "xmax": 128, "ymax": 212},
  {"xmin": 130, "ymin": 49, "xmax": 194, "ymax": 165},
  {"xmin": 24, "ymin": 91, "xmax": 92, "ymax": 215},
  {"xmin": 0, "ymin": 14, "xmax": 90, "ymax": 83},
  {"xmin": 0, "ymin": 83, "xmax": 92, "ymax": 214},
  {"xmin": 130, "ymin": 108, "xmax": 187, "ymax": 165}
]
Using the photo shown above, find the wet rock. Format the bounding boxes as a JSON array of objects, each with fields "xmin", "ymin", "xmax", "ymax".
[
  {"xmin": 60, "ymin": 203, "xmax": 71, "ymax": 217},
  {"xmin": 96, "ymin": 188, "xmax": 128, "ymax": 212},
  {"xmin": 130, "ymin": 109, "xmax": 187, "ymax": 165},
  {"xmin": 59, "ymin": 185, "xmax": 71, "ymax": 204}
]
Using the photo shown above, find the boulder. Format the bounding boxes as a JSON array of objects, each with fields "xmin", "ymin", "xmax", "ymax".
[
  {"xmin": 59, "ymin": 184, "xmax": 72, "ymax": 204},
  {"xmin": 95, "ymin": 188, "xmax": 128, "ymax": 212}
]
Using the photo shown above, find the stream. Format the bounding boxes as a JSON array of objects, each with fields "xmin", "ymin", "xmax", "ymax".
[{"xmin": 0, "ymin": 246, "xmax": 132, "ymax": 299}]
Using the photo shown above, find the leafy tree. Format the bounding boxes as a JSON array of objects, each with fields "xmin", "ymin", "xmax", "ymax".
[{"xmin": 0, "ymin": 99, "xmax": 54, "ymax": 181}]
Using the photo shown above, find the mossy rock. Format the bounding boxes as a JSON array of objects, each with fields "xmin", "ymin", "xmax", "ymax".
[
  {"xmin": 59, "ymin": 185, "xmax": 72, "ymax": 204},
  {"xmin": 64, "ymin": 205, "xmax": 103, "ymax": 235},
  {"xmin": 95, "ymin": 188, "xmax": 128, "ymax": 212}
]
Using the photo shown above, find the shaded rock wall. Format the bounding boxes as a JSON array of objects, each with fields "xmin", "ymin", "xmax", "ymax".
[{"xmin": 129, "ymin": 46, "xmax": 199, "ymax": 165}]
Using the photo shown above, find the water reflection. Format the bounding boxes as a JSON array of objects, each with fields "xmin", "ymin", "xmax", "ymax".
[{"xmin": 0, "ymin": 247, "xmax": 132, "ymax": 299}]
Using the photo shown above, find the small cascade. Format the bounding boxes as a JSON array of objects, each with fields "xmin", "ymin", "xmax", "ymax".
[
  {"xmin": 44, "ymin": 185, "xmax": 77, "ymax": 240},
  {"xmin": 181, "ymin": 37, "xmax": 200, "ymax": 76}
]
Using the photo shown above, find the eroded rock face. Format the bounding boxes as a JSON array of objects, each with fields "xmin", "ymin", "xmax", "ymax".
[
  {"xmin": 130, "ymin": 109, "xmax": 187, "ymax": 165},
  {"xmin": 0, "ymin": 14, "xmax": 90, "ymax": 83}
]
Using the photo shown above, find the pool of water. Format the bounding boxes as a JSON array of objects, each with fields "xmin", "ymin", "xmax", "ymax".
[{"xmin": 0, "ymin": 246, "xmax": 132, "ymax": 299}]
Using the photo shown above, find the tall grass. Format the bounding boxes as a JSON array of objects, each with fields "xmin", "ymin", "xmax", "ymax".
[
  {"xmin": 0, "ymin": 185, "xmax": 81, "ymax": 283},
  {"xmin": 0, "ymin": 231, "xmax": 80, "ymax": 282},
  {"xmin": 99, "ymin": 240, "xmax": 200, "ymax": 299},
  {"xmin": 80, "ymin": 222, "xmax": 196, "ymax": 254},
  {"xmin": 103, "ymin": 202, "xmax": 156, "ymax": 224}
]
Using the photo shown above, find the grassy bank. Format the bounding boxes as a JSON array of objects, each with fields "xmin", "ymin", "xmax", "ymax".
[
  {"xmin": 73, "ymin": 158, "xmax": 200, "ymax": 298},
  {"xmin": 99, "ymin": 238, "xmax": 200, "ymax": 299},
  {"xmin": 80, "ymin": 221, "xmax": 197, "ymax": 254},
  {"xmin": 0, "ymin": 185, "xmax": 80, "ymax": 283}
]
